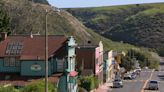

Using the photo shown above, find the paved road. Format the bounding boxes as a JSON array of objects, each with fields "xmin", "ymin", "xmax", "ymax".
[
  {"xmin": 111, "ymin": 57, "xmax": 164, "ymax": 92},
  {"xmin": 111, "ymin": 69, "xmax": 153, "ymax": 92},
  {"xmin": 144, "ymin": 57, "xmax": 164, "ymax": 92}
]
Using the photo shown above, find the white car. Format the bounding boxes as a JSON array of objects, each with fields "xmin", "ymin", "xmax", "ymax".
[
  {"xmin": 124, "ymin": 73, "xmax": 132, "ymax": 80},
  {"xmin": 144, "ymin": 66, "xmax": 149, "ymax": 70},
  {"xmin": 135, "ymin": 67, "xmax": 141, "ymax": 72},
  {"xmin": 148, "ymin": 80, "xmax": 159, "ymax": 90}
]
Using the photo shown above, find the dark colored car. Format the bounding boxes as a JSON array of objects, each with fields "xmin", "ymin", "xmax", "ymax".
[
  {"xmin": 131, "ymin": 73, "xmax": 137, "ymax": 79},
  {"xmin": 148, "ymin": 80, "xmax": 159, "ymax": 90},
  {"xmin": 112, "ymin": 79, "xmax": 123, "ymax": 88}
]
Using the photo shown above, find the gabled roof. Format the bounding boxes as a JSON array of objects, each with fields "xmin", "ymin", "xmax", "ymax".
[{"xmin": 0, "ymin": 35, "xmax": 67, "ymax": 60}]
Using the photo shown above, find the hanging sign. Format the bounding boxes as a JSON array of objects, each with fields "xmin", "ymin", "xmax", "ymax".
[{"xmin": 31, "ymin": 64, "xmax": 42, "ymax": 71}]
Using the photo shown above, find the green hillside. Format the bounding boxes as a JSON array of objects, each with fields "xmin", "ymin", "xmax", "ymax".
[
  {"xmin": 67, "ymin": 3, "xmax": 164, "ymax": 56},
  {"xmin": 0, "ymin": 0, "xmax": 136, "ymax": 52}
]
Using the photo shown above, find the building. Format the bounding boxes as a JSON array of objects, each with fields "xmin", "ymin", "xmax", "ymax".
[
  {"xmin": 76, "ymin": 41, "xmax": 104, "ymax": 85},
  {"xmin": 0, "ymin": 33, "xmax": 78, "ymax": 92},
  {"xmin": 103, "ymin": 50, "xmax": 114, "ymax": 82}
]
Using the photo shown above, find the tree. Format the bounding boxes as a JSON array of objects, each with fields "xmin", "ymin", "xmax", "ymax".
[
  {"xmin": 0, "ymin": 8, "xmax": 10, "ymax": 34},
  {"xmin": 120, "ymin": 55, "xmax": 135, "ymax": 71}
]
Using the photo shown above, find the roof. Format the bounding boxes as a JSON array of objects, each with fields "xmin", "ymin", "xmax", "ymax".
[{"xmin": 0, "ymin": 35, "xmax": 67, "ymax": 60}]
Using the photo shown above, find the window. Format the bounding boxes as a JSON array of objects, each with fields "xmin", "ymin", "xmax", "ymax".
[
  {"xmin": 4, "ymin": 57, "xmax": 19, "ymax": 67},
  {"xmin": 4, "ymin": 58, "xmax": 10, "ymax": 66},
  {"xmin": 15, "ymin": 60, "xmax": 20, "ymax": 66},
  {"xmin": 10, "ymin": 57, "xmax": 16, "ymax": 66}
]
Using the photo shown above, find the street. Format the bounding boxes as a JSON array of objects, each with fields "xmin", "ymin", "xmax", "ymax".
[{"xmin": 111, "ymin": 57, "xmax": 164, "ymax": 92}]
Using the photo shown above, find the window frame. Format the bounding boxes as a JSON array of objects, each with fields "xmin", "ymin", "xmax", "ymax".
[{"xmin": 4, "ymin": 57, "xmax": 19, "ymax": 67}]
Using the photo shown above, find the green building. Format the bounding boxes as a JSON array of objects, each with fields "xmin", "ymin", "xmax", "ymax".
[{"xmin": 0, "ymin": 33, "xmax": 78, "ymax": 92}]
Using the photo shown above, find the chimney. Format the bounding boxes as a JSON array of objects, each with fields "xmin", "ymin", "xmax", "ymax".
[{"xmin": 0, "ymin": 32, "xmax": 7, "ymax": 41}]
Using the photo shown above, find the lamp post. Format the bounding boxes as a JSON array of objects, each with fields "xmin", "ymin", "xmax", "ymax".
[{"xmin": 45, "ymin": 8, "xmax": 60, "ymax": 92}]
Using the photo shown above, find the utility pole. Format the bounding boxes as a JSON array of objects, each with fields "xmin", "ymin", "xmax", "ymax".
[
  {"xmin": 45, "ymin": 9, "xmax": 48, "ymax": 92},
  {"xmin": 44, "ymin": 7, "xmax": 60, "ymax": 92}
]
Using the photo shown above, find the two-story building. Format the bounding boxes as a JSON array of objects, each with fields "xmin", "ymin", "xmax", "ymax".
[
  {"xmin": 76, "ymin": 41, "xmax": 104, "ymax": 85},
  {"xmin": 103, "ymin": 50, "xmax": 114, "ymax": 82}
]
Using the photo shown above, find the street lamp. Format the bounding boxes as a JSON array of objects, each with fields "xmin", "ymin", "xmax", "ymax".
[{"xmin": 45, "ymin": 7, "xmax": 60, "ymax": 92}]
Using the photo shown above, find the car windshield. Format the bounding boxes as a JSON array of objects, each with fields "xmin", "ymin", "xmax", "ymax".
[
  {"xmin": 150, "ymin": 81, "xmax": 158, "ymax": 84},
  {"xmin": 114, "ymin": 79, "xmax": 121, "ymax": 81}
]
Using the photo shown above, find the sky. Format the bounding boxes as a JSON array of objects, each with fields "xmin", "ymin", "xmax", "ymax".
[{"xmin": 48, "ymin": 0, "xmax": 164, "ymax": 8}]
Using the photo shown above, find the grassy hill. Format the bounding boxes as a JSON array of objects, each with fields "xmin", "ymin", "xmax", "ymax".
[
  {"xmin": 66, "ymin": 3, "xmax": 164, "ymax": 56},
  {"xmin": 0, "ymin": 0, "xmax": 136, "ymax": 52}
]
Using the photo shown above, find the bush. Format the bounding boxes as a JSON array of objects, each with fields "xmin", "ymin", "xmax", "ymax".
[
  {"xmin": 21, "ymin": 81, "xmax": 57, "ymax": 92},
  {"xmin": 78, "ymin": 87, "xmax": 88, "ymax": 92},
  {"xmin": 79, "ymin": 76, "xmax": 98, "ymax": 91},
  {"xmin": 0, "ymin": 86, "xmax": 17, "ymax": 92}
]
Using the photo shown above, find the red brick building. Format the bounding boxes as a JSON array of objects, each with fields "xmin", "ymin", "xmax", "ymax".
[{"xmin": 76, "ymin": 41, "xmax": 104, "ymax": 85}]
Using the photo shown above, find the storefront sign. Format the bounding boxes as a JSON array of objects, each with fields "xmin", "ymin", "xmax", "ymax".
[{"xmin": 31, "ymin": 64, "xmax": 41, "ymax": 71}]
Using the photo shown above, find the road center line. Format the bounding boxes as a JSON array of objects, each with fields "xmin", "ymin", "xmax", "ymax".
[{"xmin": 140, "ymin": 69, "xmax": 154, "ymax": 92}]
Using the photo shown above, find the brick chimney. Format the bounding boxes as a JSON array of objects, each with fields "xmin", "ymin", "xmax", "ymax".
[{"xmin": 0, "ymin": 32, "xmax": 7, "ymax": 41}]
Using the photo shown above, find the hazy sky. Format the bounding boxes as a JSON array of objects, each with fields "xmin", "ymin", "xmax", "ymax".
[{"xmin": 47, "ymin": 0, "xmax": 164, "ymax": 8}]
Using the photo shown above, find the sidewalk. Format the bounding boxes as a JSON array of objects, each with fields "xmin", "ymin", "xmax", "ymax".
[{"xmin": 95, "ymin": 81, "xmax": 113, "ymax": 92}]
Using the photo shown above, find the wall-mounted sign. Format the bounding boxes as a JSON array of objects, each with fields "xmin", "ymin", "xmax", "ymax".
[{"xmin": 31, "ymin": 64, "xmax": 41, "ymax": 71}]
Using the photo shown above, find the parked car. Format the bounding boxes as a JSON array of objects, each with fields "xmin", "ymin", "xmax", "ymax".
[
  {"xmin": 144, "ymin": 66, "xmax": 149, "ymax": 70},
  {"xmin": 135, "ymin": 67, "xmax": 141, "ymax": 72},
  {"xmin": 148, "ymin": 80, "xmax": 159, "ymax": 90},
  {"xmin": 158, "ymin": 73, "xmax": 164, "ymax": 77},
  {"xmin": 124, "ymin": 73, "xmax": 132, "ymax": 80},
  {"xmin": 112, "ymin": 79, "xmax": 123, "ymax": 88},
  {"xmin": 131, "ymin": 73, "xmax": 137, "ymax": 79}
]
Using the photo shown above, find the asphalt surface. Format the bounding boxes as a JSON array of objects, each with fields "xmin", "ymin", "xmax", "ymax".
[
  {"xmin": 145, "ymin": 57, "xmax": 164, "ymax": 92},
  {"xmin": 111, "ymin": 57, "xmax": 164, "ymax": 92},
  {"xmin": 111, "ymin": 69, "xmax": 152, "ymax": 92}
]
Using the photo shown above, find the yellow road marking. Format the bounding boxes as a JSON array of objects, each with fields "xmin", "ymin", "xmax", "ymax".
[{"xmin": 140, "ymin": 69, "xmax": 154, "ymax": 92}]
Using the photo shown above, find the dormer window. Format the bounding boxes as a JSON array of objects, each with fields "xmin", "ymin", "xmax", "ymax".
[{"xmin": 5, "ymin": 41, "xmax": 23, "ymax": 55}]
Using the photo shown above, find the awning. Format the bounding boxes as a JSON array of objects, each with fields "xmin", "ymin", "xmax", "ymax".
[{"xmin": 69, "ymin": 71, "xmax": 78, "ymax": 77}]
